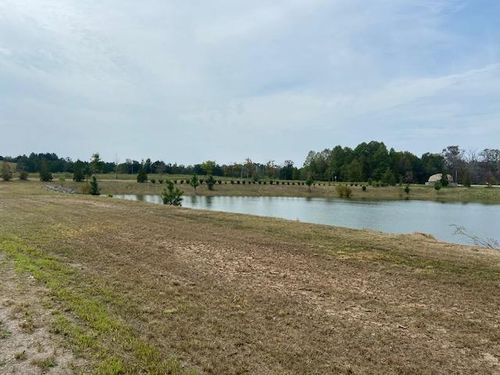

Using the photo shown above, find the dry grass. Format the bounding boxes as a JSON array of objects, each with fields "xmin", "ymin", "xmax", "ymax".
[
  {"xmin": 52, "ymin": 178, "xmax": 500, "ymax": 203},
  {"xmin": 0, "ymin": 181, "xmax": 499, "ymax": 374}
]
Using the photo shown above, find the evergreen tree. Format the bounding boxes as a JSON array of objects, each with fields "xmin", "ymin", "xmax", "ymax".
[
  {"xmin": 206, "ymin": 175, "xmax": 216, "ymax": 191},
  {"xmin": 161, "ymin": 180, "xmax": 183, "ymax": 206},
  {"xmin": 73, "ymin": 162, "xmax": 85, "ymax": 182},
  {"xmin": 381, "ymin": 168, "xmax": 396, "ymax": 186},
  {"xmin": 1, "ymin": 162, "xmax": 13, "ymax": 181},
  {"xmin": 190, "ymin": 174, "xmax": 200, "ymax": 193},
  {"xmin": 39, "ymin": 161, "xmax": 53, "ymax": 182},
  {"xmin": 89, "ymin": 176, "xmax": 100, "ymax": 195},
  {"xmin": 137, "ymin": 168, "xmax": 148, "ymax": 183}
]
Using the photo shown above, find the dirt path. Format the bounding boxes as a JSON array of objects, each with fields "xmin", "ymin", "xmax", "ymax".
[{"xmin": 0, "ymin": 254, "xmax": 83, "ymax": 374}]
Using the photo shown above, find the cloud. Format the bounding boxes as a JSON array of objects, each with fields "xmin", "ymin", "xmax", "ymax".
[{"xmin": 0, "ymin": 0, "xmax": 499, "ymax": 163}]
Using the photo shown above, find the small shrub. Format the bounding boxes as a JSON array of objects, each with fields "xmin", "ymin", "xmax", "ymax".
[
  {"xmin": 362, "ymin": 185, "xmax": 367, "ymax": 191},
  {"xmin": 162, "ymin": 180, "xmax": 183, "ymax": 206},
  {"xmin": 336, "ymin": 184, "xmax": 352, "ymax": 198},
  {"xmin": 434, "ymin": 182, "xmax": 442, "ymax": 191},
  {"xmin": 190, "ymin": 175, "xmax": 200, "ymax": 192},
  {"xmin": 137, "ymin": 169, "xmax": 148, "ymax": 183},
  {"xmin": 263, "ymin": 181, "xmax": 267, "ymax": 185},
  {"xmin": 150, "ymin": 178, "xmax": 156, "ymax": 184},
  {"xmin": 1, "ymin": 162, "xmax": 13, "ymax": 181},
  {"xmin": 237, "ymin": 180, "xmax": 240, "ymax": 184},
  {"xmin": 206, "ymin": 175, "xmax": 216, "ymax": 190},
  {"xmin": 404, "ymin": 184, "xmax": 410, "ymax": 194},
  {"xmin": 158, "ymin": 179, "xmax": 164, "ymax": 184},
  {"xmin": 218, "ymin": 180, "xmax": 222, "ymax": 184},
  {"xmin": 230, "ymin": 180, "xmax": 234, "ymax": 184},
  {"xmin": 19, "ymin": 170, "xmax": 29, "ymax": 181}
]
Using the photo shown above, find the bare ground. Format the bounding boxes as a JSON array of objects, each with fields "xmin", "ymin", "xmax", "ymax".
[
  {"xmin": 0, "ymin": 181, "xmax": 499, "ymax": 374},
  {"xmin": 0, "ymin": 254, "xmax": 85, "ymax": 374}
]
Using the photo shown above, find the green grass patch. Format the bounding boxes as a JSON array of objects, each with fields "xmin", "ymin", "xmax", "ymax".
[{"xmin": 0, "ymin": 235, "xmax": 195, "ymax": 375}]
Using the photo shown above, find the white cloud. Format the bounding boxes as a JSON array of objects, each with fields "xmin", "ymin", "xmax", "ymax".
[{"xmin": 0, "ymin": 0, "xmax": 499, "ymax": 163}]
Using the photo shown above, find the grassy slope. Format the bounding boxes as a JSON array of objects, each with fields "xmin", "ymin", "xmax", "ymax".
[{"xmin": 1, "ymin": 181, "xmax": 500, "ymax": 374}]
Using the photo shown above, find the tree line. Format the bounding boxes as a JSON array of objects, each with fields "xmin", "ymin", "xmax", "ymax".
[
  {"xmin": 303, "ymin": 142, "xmax": 499, "ymax": 185},
  {"xmin": 1, "ymin": 142, "xmax": 499, "ymax": 185}
]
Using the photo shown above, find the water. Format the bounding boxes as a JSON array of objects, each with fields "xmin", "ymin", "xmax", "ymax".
[{"xmin": 114, "ymin": 194, "xmax": 500, "ymax": 246}]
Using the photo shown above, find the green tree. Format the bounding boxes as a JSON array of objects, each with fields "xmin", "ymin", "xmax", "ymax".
[
  {"xmin": 89, "ymin": 176, "xmax": 100, "ymax": 195},
  {"xmin": 39, "ymin": 161, "xmax": 53, "ymax": 182},
  {"xmin": 201, "ymin": 160, "xmax": 216, "ymax": 176},
  {"xmin": 347, "ymin": 159, "xmax": 362, "ymax": 182},
  {"xmin": 1, "ymin": 162, "xmax": 13, "ymax": 181},
  {"xmin": 19, "ymin": 170, "xmax": 29, "ymax": 181},
  {"xmin": 190, "ymin": 174, "xmax": 200, "ymax": 193},
  {"xmin": 381, "ymin": 168, "xmax": 396, "ymax": 186},
  {"xmin": 90, "ymin": 153, "xmax": 104, "ymax": 175},
  {"xmin": 137, "ymin": 168, "xmax": 148, "ymax": 183},
  {"xmin": 73, "ymin": 161, "xmax": 86, "ymax": 182},
  {"xmin": 206, "ymin": 175, "xmax": 216, "ymax": 191},
  {"xmin": 162, "ymin": 180, "xmax": 183, "ymax": 206}
]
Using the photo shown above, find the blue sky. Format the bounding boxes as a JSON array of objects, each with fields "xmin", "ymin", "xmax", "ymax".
[{"xmin": 0, "ymin": 0, "xmax": 499, "ymax": 165}]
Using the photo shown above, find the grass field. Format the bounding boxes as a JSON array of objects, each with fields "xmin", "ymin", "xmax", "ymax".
[
  {"xmin": 0, "ymin": 180, "xmax": 499, "ymax": 374},
  {"xmin": 52, "ymin": 177, "xmax": 500, "ymax": 203}
]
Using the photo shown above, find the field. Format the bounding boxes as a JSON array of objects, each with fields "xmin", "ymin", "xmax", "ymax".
[
  {"xmin": 46, "ymin": 175, "xmax": 500, "ymax": 203},
  {"xmin": 0, "ymin": 180, "xmax": 499, "ymax": 374}
]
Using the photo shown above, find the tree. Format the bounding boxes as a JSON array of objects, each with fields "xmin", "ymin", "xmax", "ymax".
[
  {"xmin": 162, "ymin": 180, "xmax": 183, "ymax": 206},
  {"xmin": 201, "ymin": 160, "xmax": 216, "ymax": 176},
  {"xmin": 90, "ymin": 153, "xmax": 104, "ymax": 175},
  {"xmin": 73, "ymin": 161, "xmax": 86, "ymax": 182},
  {"xmin": 19, "ymin": 170, "xmax": 29, "ymax": 181},
  {"xmin": 206, "ymin": 175, "xmax": 216, "ymax": 191},
  {"xmin": 1, "ymin": 162, "xmax": 13, "ymax": 181},
  {"xmin": 305, "ymin": 176, "xmax": 314, "ymax": 192},
  {"xmin": 442, "ymin": 146, "xmax": 463, "ymax": 184},
  {"xmin": 39, "ymin": 161, "xmax": 53, "ymax": 182},
  {"xmin": 381, "ymin": 168, "xmax": 396, "ymax": 186},
  {"xmin": 89, "ymin": 176, "xmax": 100, "ymax": 195},
  {"xmin": 137, "ymin": 168, "xmax": 148, "ymax": 183},
  {"xmin": 190, "ymin": 174, "xmax": 200, "ymax": 193}
]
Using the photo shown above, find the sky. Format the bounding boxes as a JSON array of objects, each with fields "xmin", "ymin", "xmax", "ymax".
[{"xmin": 0, "ymin": 0, "xmax": 499, "ymax": 165}]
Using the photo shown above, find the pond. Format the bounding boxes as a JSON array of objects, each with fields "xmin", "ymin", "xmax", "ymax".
[{"xmin": 114, "ymin": 194, "xmax": 500, "ymax": 247}]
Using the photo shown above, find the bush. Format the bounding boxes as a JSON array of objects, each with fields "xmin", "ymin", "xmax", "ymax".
[
  {"xmin": 19, "ymin": 170, "xmax": 29, "ymax": 181},
  {"xmin": 218, "ymin": 180, "xmax": 222, "ymax": 184},
  {"xmin": 362, "ymin": 185, "xmax": 367, "ymax": 191},
  {"xmin": 1, "ymin": 162, "xmax": 13, "ymax": 181},
  {"xmin": 230, "ymin": 180, "xmax": 234, "ymax": 184},
  {"xmin": 206, "ymin": 175, "xmax": 216, "ymax": 191},
  {"xmin": 150, "ymin": 178, "xmax": 156, "ymax": 184},
  {"xmin": 158, "ymin": 179, "xmax": 164, "ymax": 184},
  {"xmin": 404, "ymin": 185, "xmax": 410, "ymax": 194},
  {"xmin": 39, "ymin": 164, "xmax": 53, "ymax": 182},
  {"xmin": 73, "ymin": 168, "xmax": 85, "ymax": 182},
  {"xmin": 137, "ymin": 169, "xmax": 148, "ymax": 183},
  {"xmin": 434, "ymin": 182, "xmax": 442, "ymax": 191},
  {"xmin": 162, "ymin": 180, "xmax": 183, "ymax": 206},
  {"xmin": 336, "ymin": 184, "xmax": 352, "ymax": 198}
]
